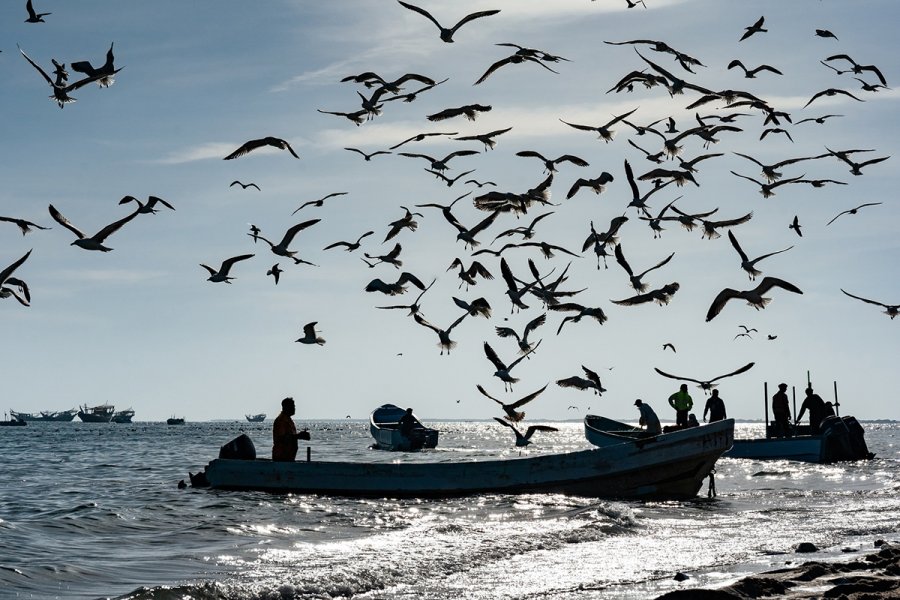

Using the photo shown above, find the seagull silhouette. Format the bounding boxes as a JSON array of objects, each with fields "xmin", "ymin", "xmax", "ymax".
[
  {"xmin": 740, "ymin": 16, "xmax": 767, "ymax": 41},
  {"xmin": 397, "ymin": 1, "xmax": 500, "ymax": 43},
  {"xmin": 25, "ymin": 0, "xmax": 50, "ymax": 23},
  {"xmin": 789, "ymin": 215, "xmax": 803, "ymax": 237},
  {"xmin": 706, "ymin": 277, "xmax": 803, "ymax": 321},
  {"xmin": 323, "ymin": 230, "xmax": 374, "ymax": 252},
  {"xmin": 0, "ymin": 216, "xmax": 51, "ymax": 236},
  {"xmin": 614, "ymin": 244, "xmax": 675, "ymax": 292},
  {"xmin": 200, "ymin": 254, "xmax": 255, "ymax": 283},
  {"xmin": 224, "ymin": 137, "xmax": 299, "ymax": 160},
  {"xmin": 483, "ymin": 340, "xmax": 541, "ymax": 391},
  {"xmin": 727, "ymin": 230, "xmax": 793, "ymax": 280},
  {"xmin": 230, "ymin": 180, "xmax": 260, "ymax": 191},
  {"xmin": 478, "ymin": 383, "xmax": 548, "ymax": 422},
  {"xmin": 495, "ymin": 313, "xmax": 546, "ymax": 355},
  {"xmin": 48, "ymin": 204, "xmax": 141, "ymax": 252},
  {"xmin": 119, "ymin": 195, "xmax": 175, "ymax": 214},
  {"xmin": 826, "ymin": 202, "xmax": 882, "ymax": 226},
  {"xmin": 70, "ymin": 42, "xmax": 121, "ymax": 87},
  {"xmin": 266, "ymin": 263, "xmax": 283, "ymax": 285},
  {"xmin": 295, "ymin": 322, "xmax": 325, "ymax": 345},
  {"xmin": 292, "ymin": 192, "xmax": 348, "ymax": 214},
  {"xmin": 840, "ymin": 289, "xmax": 898, "ymax": 320},
  {"xmin": 365, "ymin": 271, "xmax": 426, "ymax": 296},
  {"xmin": 654, "ymin": 362, "xmax": 755, "ymax": 394},
  {"xmin": 1, "ymin": 250, "xmax": 33, "ymax": 307},
  {"xmin": 556, "ymin": 365, "xmax": 606, "ymax": 395},
  {"xmin": 492, "ymin": 417, "xmax": 557, "ymax": 447},
  {"xmin": 413, "ymin": 312, "xmax": 468, "ymax": 355},
  {"xmin": 376, "ymin": 278, "xmax": 435, "ymax": 317},
  {"xmin": 251, "ymin": 219, "xmax": 320, "ymax": 265}
]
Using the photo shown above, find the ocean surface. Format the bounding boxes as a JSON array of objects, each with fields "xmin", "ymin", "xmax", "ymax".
[{"xmin": 1, "ymin": 420, "xmax": 898, "ymax": 600}]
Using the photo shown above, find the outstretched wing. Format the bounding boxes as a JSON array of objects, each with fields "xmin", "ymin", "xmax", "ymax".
[
  {"xmin": 477, "ymin": 384, "xmax": 503, "ymax": 405},
  {"xmin": 507, "ymin": 383, "xmax": 549, "ymax": 409},
  {"xmin": 654, "ymin": 367, "xmax": 703, "ymax": 385},
  {"xmin": 47, "ymin": 204, "xmax": 86, "ymax": 239},
  {"xmin": 727, "ymin": 230, "xmax": 749, "ymax": 262},
  {"xmin": 483, "ymin": 341, "xmax": 506, "ymax": 371},
  {"xmin": 841, "ymin": 288, "xmax": 887, "ymax": 308},
  {"xmin": 710, "ymin": 361, "xmax": 755, "ymax": 383}
]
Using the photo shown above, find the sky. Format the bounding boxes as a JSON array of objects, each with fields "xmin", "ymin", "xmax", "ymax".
[{"xmin": 1, "ymin": 0, "xmax": 898, "ymax": 423}]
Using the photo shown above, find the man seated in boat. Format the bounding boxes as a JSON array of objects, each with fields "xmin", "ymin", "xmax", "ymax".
[
  {"xmin": 795, "ymin": 387, "xmax": 826, "ymax": 434},
  {"xmin": 272, "ymin": 397, "xmax": 310, "ymax": 462},
  {"xmin": 398, "ymin": 408, "xmax": 427, "ymax": 446},
  {"xmin": 634, "ymin": 399, "xmax": 662, "ymax": 436}
]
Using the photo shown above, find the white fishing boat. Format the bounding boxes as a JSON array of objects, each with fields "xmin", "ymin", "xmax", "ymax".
[
  {"xmin": 195, "ymin": 418, "xmax": 733, "ymax": 499},
  {"xmin": 723, "ymin": 381, "xmax": 874, "ymax": 463},
  {"xmin": 369, "ymin": 404, "xmax": 439, "ymax": 451},
  {"xmin": 245, "ymin": 413, "xmax": 266, "ymax": 422}
]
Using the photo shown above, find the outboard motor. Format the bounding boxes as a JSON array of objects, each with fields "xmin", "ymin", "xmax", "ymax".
[
  {"xmin": 819, "ymin": 415, "xmax": 853, "ymax": 462},
  {"xmin": 219, "ymin": 433, "xmax": 256, "ymax": 460},
  {"xmin": 842, "ymin": 416, "xmax": 875, "ymax": 460}
]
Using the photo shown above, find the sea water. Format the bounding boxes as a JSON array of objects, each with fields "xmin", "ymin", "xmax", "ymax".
[{"xmin": 0, "ymin": 421, "xmax": 897, "ymax": 600}]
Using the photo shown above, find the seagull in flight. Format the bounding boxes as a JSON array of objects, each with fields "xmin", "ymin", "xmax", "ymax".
[
  {"xmin": 363, "ymin": 243, "xmax": 403, "ymax": 269},
  {"xmin": 365, "ymin": 271, "xmax": 426, "ymax": 296},
  {"xmin": 727, "ymin": 230, "xmax": 793, "ymax": 280},
  {"xmin": 495, "ymin": 313, "xmax": 546, "ymax": 356},
  {"xmin": 789, "ymin": 215, "xmax": 803, "ymax": 237},
  {"xmin": 740, "ymin": 16, "xmax": 767, "ymax": 41},
  {"xmin": 0, "ymin": 216, "xmax": 51, "ymax": 236},
  {"xmin": 266, "ymin": 263, "xmax": 283, "ymax": 285},
  {"xmin": 1, "ymin": 250, "xmax": 33, "ymax": 307},
  {"xmin": 841, "ymin": 289, "xmax": 898, "ymax": 320},
  {"xmin": 295, "ymin": 322, "xmax": 325, "ymax": 345},
  {"xmin": 413, "ymin": 312, "xmax": 469, "ymax": 355},
  {"xmin": 706, "ymin": 277, "xmax": 803, "ymax": 321},
  {"xmin": 397, "ymin": 1, "xmax": 500, "ymax": 43},
  {"xmin": 70, "ymin": 42, "xmax": 121, "ymax": 88},
  {"xmin": 376, "ymin": 278, "xmax": 435, "ymax": 317},
  {"xmin": 453, "ymin": 127, "xmax": 513, "ymax": 151},
  {"xmin": 119, "ymin": 195, "xmax": 175, "ymax": 214},
  {"xmin": 25, "ymin": 0, "xmax": 50, "ymax": 23},
  {"xmin": 654, "ymin": 362, "xmax": 755, "ymax": 394},
  {"xmin": 614, "ymin": 244, "xmax": 675, "ymax": 292},
  {"xmin": 483, "ymin": 341, "xmax": 541, "ymax": 392},
  {"xmin": 323, "ymin": 230, "xmax": 374, "ymax": 252},
  {"xmin": 556, "ymin": 366, "xmax": 606, "ymax": 395},
  {"xmin": 251, "ymin": 219, "xmax": 321, "ymax": 265},
  {"xmin": 389, "ymin": 131, "xmax": 458, "ymax": 151},
  {"xmin": 826, "ymin": 202, "xmax": 882, "ymax": 226},
  {"xmin": 292, "ymin": 192, "xmax": 348, "ymax": 215},
  {"xmin": 493, "ymin": 417, "xmax": 557, "ymax": 447},
  {"xmin": 478, "ymin": 383, "xmax": 548, "ymax": 423},
  {"xmin": 230, "ymin": 180, "xmax": 260, "ymax": 191},
  {"xmin": 48, "ymin": 204, "xmax": 141, "ymax": 252},
  {"xmin": 18, "ymin": 46, "xmax": 103, "ymax": 108},
  {"xmin": 223, "ymin": 137, "xmax": 299, "ymax": 160},
  {"xmin": 200, "ymin": 254, "xmax": 255, "ymax": 283}
]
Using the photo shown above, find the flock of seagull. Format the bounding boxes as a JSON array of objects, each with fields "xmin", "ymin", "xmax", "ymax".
[{"xmin": 3, "ymin": 2, "xmax": 897, "ymax": 443}]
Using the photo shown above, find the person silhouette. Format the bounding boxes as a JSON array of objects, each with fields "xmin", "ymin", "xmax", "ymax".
[
  {"xmin": 703, "ymin": 389, "xmax": 727, "ymax": 422},
  {"xmin": 795, "ymin": 387, "xmax": 826, "ymax": 433},
  {"xmin": 771, "ymin": 383, "xmax": 792, "ymax": 437}
]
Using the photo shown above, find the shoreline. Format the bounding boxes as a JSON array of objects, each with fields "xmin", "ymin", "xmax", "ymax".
[{"xmin": 656, "ymin": 541, "xmax": 900, "ymax": 599}]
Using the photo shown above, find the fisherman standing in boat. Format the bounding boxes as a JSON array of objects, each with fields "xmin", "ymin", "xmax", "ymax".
[
  {"xmin": 667, "ymin": 383, "xmax": 693, "ymax": 428},
  {"xmin": 272, "ymin": 397, "xmax": 310, "ymax": 462},
  {"xmin": 772, "ymin": 383, "xmax": 792, "ymax": 437},
  {"xmin": 703, "ymin": 389, "xmax": 727, "ymax": 423},
  {"xmin": 795, "ymin": 387, "xmax": 826, "ymax": 434},
  {"xmin": 634, "ymin": 399, "xmax": 662, "ymax": 435}
]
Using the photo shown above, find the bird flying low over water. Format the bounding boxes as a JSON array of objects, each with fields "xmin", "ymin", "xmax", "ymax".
[
  {"xmin": 296, "ymin": 322, "xmax": 325, "ymax": 345},
  {"xmin": 397, "ymin": 1, "xmax": 500, "ymax": 43},
  {"xmin": 223, "ymin": 137, "xmax": 299, "ymax": 160},
  {"xmin": 705, "ymin": 277, "xmax": 803, "ymax": 321},
  {"xmin": 654, "ymin": 362, "xmax": 755, "ymax": 394},
  {"xmin": 48, "ymin": 204, "xmax": 141, "ymax": 252},
  {"xmin": 200, "ymin": 253, "xmax": 254, "ymax": 283},
  {"xmin": 492, "ymin": 417, "xmax": 557, "ymax": 447},
  {"xmin": 1, "ymin": 249, "xmax": 32, "ymax": 307},
  {"xmin": 0, "ymin": 216, "xmax": 50, "ymax": 236},
  {"xmin": 230, "ymin": 180, "xmax": 260, "ymax": 191},
  {"xmin": 483, "ymin": 340, "xmax": 541, "ymax": 392},
  {"xmin": 826, "ymin": 202, "xmax": 882, "ymax": 226},
  {"xmin": 478, "ymin": 383, "xmax": 548, "ymax": 423},
  {"xmin": 556, "ymin": 365, "xmax": 606, "ymax": 395},
  {"xmin": 840, "ymin": 289, "xmax": 899, "ymax": 320}
]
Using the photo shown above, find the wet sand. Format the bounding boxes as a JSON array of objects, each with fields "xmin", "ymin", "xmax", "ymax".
[{"xmin": 657, "ymin": 541, "xmax": 900, "ymax": 599}]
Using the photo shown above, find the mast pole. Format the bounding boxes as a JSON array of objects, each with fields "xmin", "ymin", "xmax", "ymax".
[{"xmin": 764, "ymin": 381, "xmax": 770, "ymax": 438}]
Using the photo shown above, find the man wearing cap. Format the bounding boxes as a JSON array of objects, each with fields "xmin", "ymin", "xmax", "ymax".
[
  {"xmin": 667, "ymin": 383, "xmax": 693, "ymax": 428},
  {"xmin": 771, "ymin": 383, "xmax": 792, "ymax": 437},
  {"xmin": 272, "ymin": 397, "xmax": 309, "ymax": 461},
  {"xmin": 634, "ymin": 399, "xmax": 662, "ymax": 435}
]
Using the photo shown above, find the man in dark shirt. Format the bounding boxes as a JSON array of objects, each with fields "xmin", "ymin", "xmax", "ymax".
[
  {"xmin": 771, "ymin": 383, "xmax": 792, "ymax": 437},
  {"xmin": 272, "ymin": 397, "xmax": 309, "ymax": 461},
  {"xmin": 795, "ymin": 387, "xmax": 826, "ymax": 433},
  {"xmin": 703, "ymin": 389, "xmax": 727, "ymax": 423}
]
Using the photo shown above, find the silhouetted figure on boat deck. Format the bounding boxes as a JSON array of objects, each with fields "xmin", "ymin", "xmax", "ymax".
[
  {"xmin": 686, "ymin": 413, "xmax": 700, "ymax": 428},
  {"xmin": 668, "ymin": 383, "xmax": 693, "ymax": 428},
  {"xmin": 823, "ymin": 401, "xmax": 836, "ymax": 418},
  {"xmin": 703, "ymin": 389, "xmax": 727, "ymax": 422},
  {"xmin": 795, "ymin": 387, "xmax": 826, "ymax": 434},
  {"xmin": 771, "ymin": 383, "xmax": 793, "ymax": 437},
  {"xmin": 272, "ymin": 397, "xmax": 310, "ymax": 462},
  {"xmin": 634, "ymin": 399, "xmax": 662, "ymax": 435},
  {"xmin": 399, "ymin": 408, "xmax": 416, "ymax": 437}
]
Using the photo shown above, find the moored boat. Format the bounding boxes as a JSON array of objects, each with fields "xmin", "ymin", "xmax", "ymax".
[
  {"xmin": 723, "ymin": 381, "xmax": 873, "ymax": 463},
  {"xmin": 111, "ymin": 408, "xmax": 135, "ymax": 423},
  {"xmin": 2, "ymin": 412, "xmax": 27, "ymax": 427},
  {"xmin": 10, "ymin": 408, "xmax": 78, "ymax": 422},
  {"xmin": 77, "ymin": 404, "xmax": 115, "ymax": 423},
  {"xmin": 167, "ymin": 416, "xmax": 185, "ymax": 425},
  {"xmin": 245, "ymin": 413, "xmax": 266, "ymax": 422},
  {"xmin": 369, "ymin": 404, "xmax": 439, "ymax": 451},
  {"xmin": 196, "ymin": 418, "xmax": 734, "ymax": 499}
]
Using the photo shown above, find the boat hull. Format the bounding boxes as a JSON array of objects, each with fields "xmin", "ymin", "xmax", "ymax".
[
  {"xmin": 723, "ymin": 415, "xmax": 872, "ymax": 463},
  {"xmin": 10, "ymin": 410, "xmax": 77, "ymax": 422},
  {"xmin": 369, "ymin": 404, "xmax": 439, "ymax": 451},
  {"xmin": 725, "ymin": 437, "xmax": 823, "ymax": 462},
  {"xmin": 202, "ymin": 419, "xmax": 733, "ymax": 499}
]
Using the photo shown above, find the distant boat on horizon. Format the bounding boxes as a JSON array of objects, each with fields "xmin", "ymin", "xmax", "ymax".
[
  {"xmin": 10, "ymin": 408, "xmax": 78, "ymax": 422},
  {"xmin": 245, "ymin": 413, "xmax": 266, "ymax": 422},
  {"xmin": 167, "ymin": 416, "xmax": 185, "ymax": 425},
  {"xmin": 77, "ymin": 404, "xmax": 115, "ymax": 423},
  {"xmin": 111, "ymin": 408, "xmax": 135, "ymax": 424}
]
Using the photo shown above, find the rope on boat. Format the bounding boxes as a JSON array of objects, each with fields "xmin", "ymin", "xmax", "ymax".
[{"xmin": 707, "ymin": 468, "xmax": 717, "ymax": 498}]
